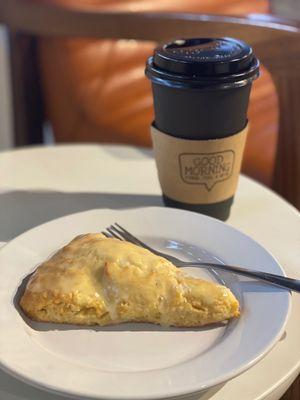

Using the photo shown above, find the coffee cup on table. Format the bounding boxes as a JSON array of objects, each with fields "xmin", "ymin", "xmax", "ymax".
[{"xmin": 145, "ymin": 38, "xmax": 259, "ymax": 220}]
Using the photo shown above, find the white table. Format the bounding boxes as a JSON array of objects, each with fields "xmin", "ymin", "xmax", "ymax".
[{"xmin": 0, "ymin": 144, "xmax": 299, "ymax": 400}]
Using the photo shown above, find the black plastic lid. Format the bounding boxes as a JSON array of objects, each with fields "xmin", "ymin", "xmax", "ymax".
[{"xmin": 146, "ymin": 37, "xmax": 259, "ymax": 89}]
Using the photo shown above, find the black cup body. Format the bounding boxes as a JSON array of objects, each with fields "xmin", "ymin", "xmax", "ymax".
[
  {"xmin": 152, "ymin": 83, "xmax": 251, "ymax": 139},
  {"xmin": 151, "ymin": 83, "xmax": 252, "ymax": 220},
  {"xmin": 146, "ymin": 38, "xmax": 259, "ymax": 220}
]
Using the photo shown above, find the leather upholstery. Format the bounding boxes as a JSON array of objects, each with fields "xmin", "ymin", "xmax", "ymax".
[{"xmin": 38, "ymin": 0, "xmax": 277, "ymax": 185}]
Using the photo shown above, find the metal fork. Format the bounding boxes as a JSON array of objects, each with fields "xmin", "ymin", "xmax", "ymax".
[{"xmin": 101, "ymin": 223, "xmax": 300, "ymax": 293}]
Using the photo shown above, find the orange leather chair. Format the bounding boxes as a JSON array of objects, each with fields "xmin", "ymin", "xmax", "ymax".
[{"xmin": 38, "ymin": 0, "xmax": 278, "ymax": 186}]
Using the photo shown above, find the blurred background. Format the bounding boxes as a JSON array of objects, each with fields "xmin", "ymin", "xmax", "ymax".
[{"xmin": 0, "ymin": 0, "xmax": 299, "ymax": 205}]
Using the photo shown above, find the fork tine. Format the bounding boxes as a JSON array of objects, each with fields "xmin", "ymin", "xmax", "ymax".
[
  {"xmin": 113, "ymin": 223, "xmax": 153, "ymax": 252},
  {"xmin": 106, "ymin": 227, "xmax": 124, "ymax": 241},
  {"xmin": 110, "ymin": 224, "xmax": 141, "ymax": 246},
  {"xmin": 106, "ymin": 225, "xmax": 126, "ymax": 240},
  {"xmin": 108, "ymin": 224, "xmax": 171, "ymax": 260},
  {"xmin": 110, "ymin": 225, "xmax": 138, "ymax": 244},
  {"xmin": 101, "ymin": 231, "xmax": 111, "ymax": 238}
]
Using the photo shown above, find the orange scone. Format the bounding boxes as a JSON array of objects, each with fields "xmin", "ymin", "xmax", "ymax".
[{"xmin": 20, "ymin": 233, "xmax": 240, "ymax": 327}]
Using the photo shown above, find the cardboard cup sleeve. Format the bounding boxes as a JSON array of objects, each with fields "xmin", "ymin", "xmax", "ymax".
[{"xmin": 151, "ymin": 124, "xmax": 249, "ymax": 205}]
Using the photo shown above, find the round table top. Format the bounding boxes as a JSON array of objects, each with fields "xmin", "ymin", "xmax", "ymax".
[{"xmin": 0, "ymin": 144, "xmax": 299, "ymax": 400}]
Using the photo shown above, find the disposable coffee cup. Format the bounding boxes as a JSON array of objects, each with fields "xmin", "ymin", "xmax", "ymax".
[{"xmin": 145, "ymin": 38, "xmax": 259, "ymax": 220}]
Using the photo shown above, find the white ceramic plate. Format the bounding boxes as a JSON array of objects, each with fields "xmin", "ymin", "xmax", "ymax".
[{"xmin": 0, "ymin": 207, "xmax": 291, "ymax": 400}]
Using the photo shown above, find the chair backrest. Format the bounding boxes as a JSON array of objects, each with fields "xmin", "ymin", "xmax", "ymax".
[{"xmin": 1, "ymin": 0, "xmax": 300, "ymax": 209}]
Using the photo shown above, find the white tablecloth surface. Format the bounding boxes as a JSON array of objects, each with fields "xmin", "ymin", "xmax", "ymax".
[{"xmin": 0, "ymin": 144, "xmax": 299, "ymax": 400}]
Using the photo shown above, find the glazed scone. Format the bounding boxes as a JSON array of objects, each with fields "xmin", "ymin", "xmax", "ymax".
[{"xmin": 20, "ymin": 233, "xmax": 240, "ymax": 327}]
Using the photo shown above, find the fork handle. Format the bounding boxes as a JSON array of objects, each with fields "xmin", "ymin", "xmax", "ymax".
[{"xmin": 184, "ymin": 262, "xmax": 300, "ymax": 292}]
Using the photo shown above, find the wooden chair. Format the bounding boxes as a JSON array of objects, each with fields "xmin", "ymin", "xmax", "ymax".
[{"xmin": 0, "ymin": 0, "xmax": 300, "ymax": 211}]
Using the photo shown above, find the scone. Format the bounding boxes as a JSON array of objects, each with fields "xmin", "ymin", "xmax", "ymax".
[{"xmin": 20, "ymin": 233, "xmax": 240, "ymax": 327}]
